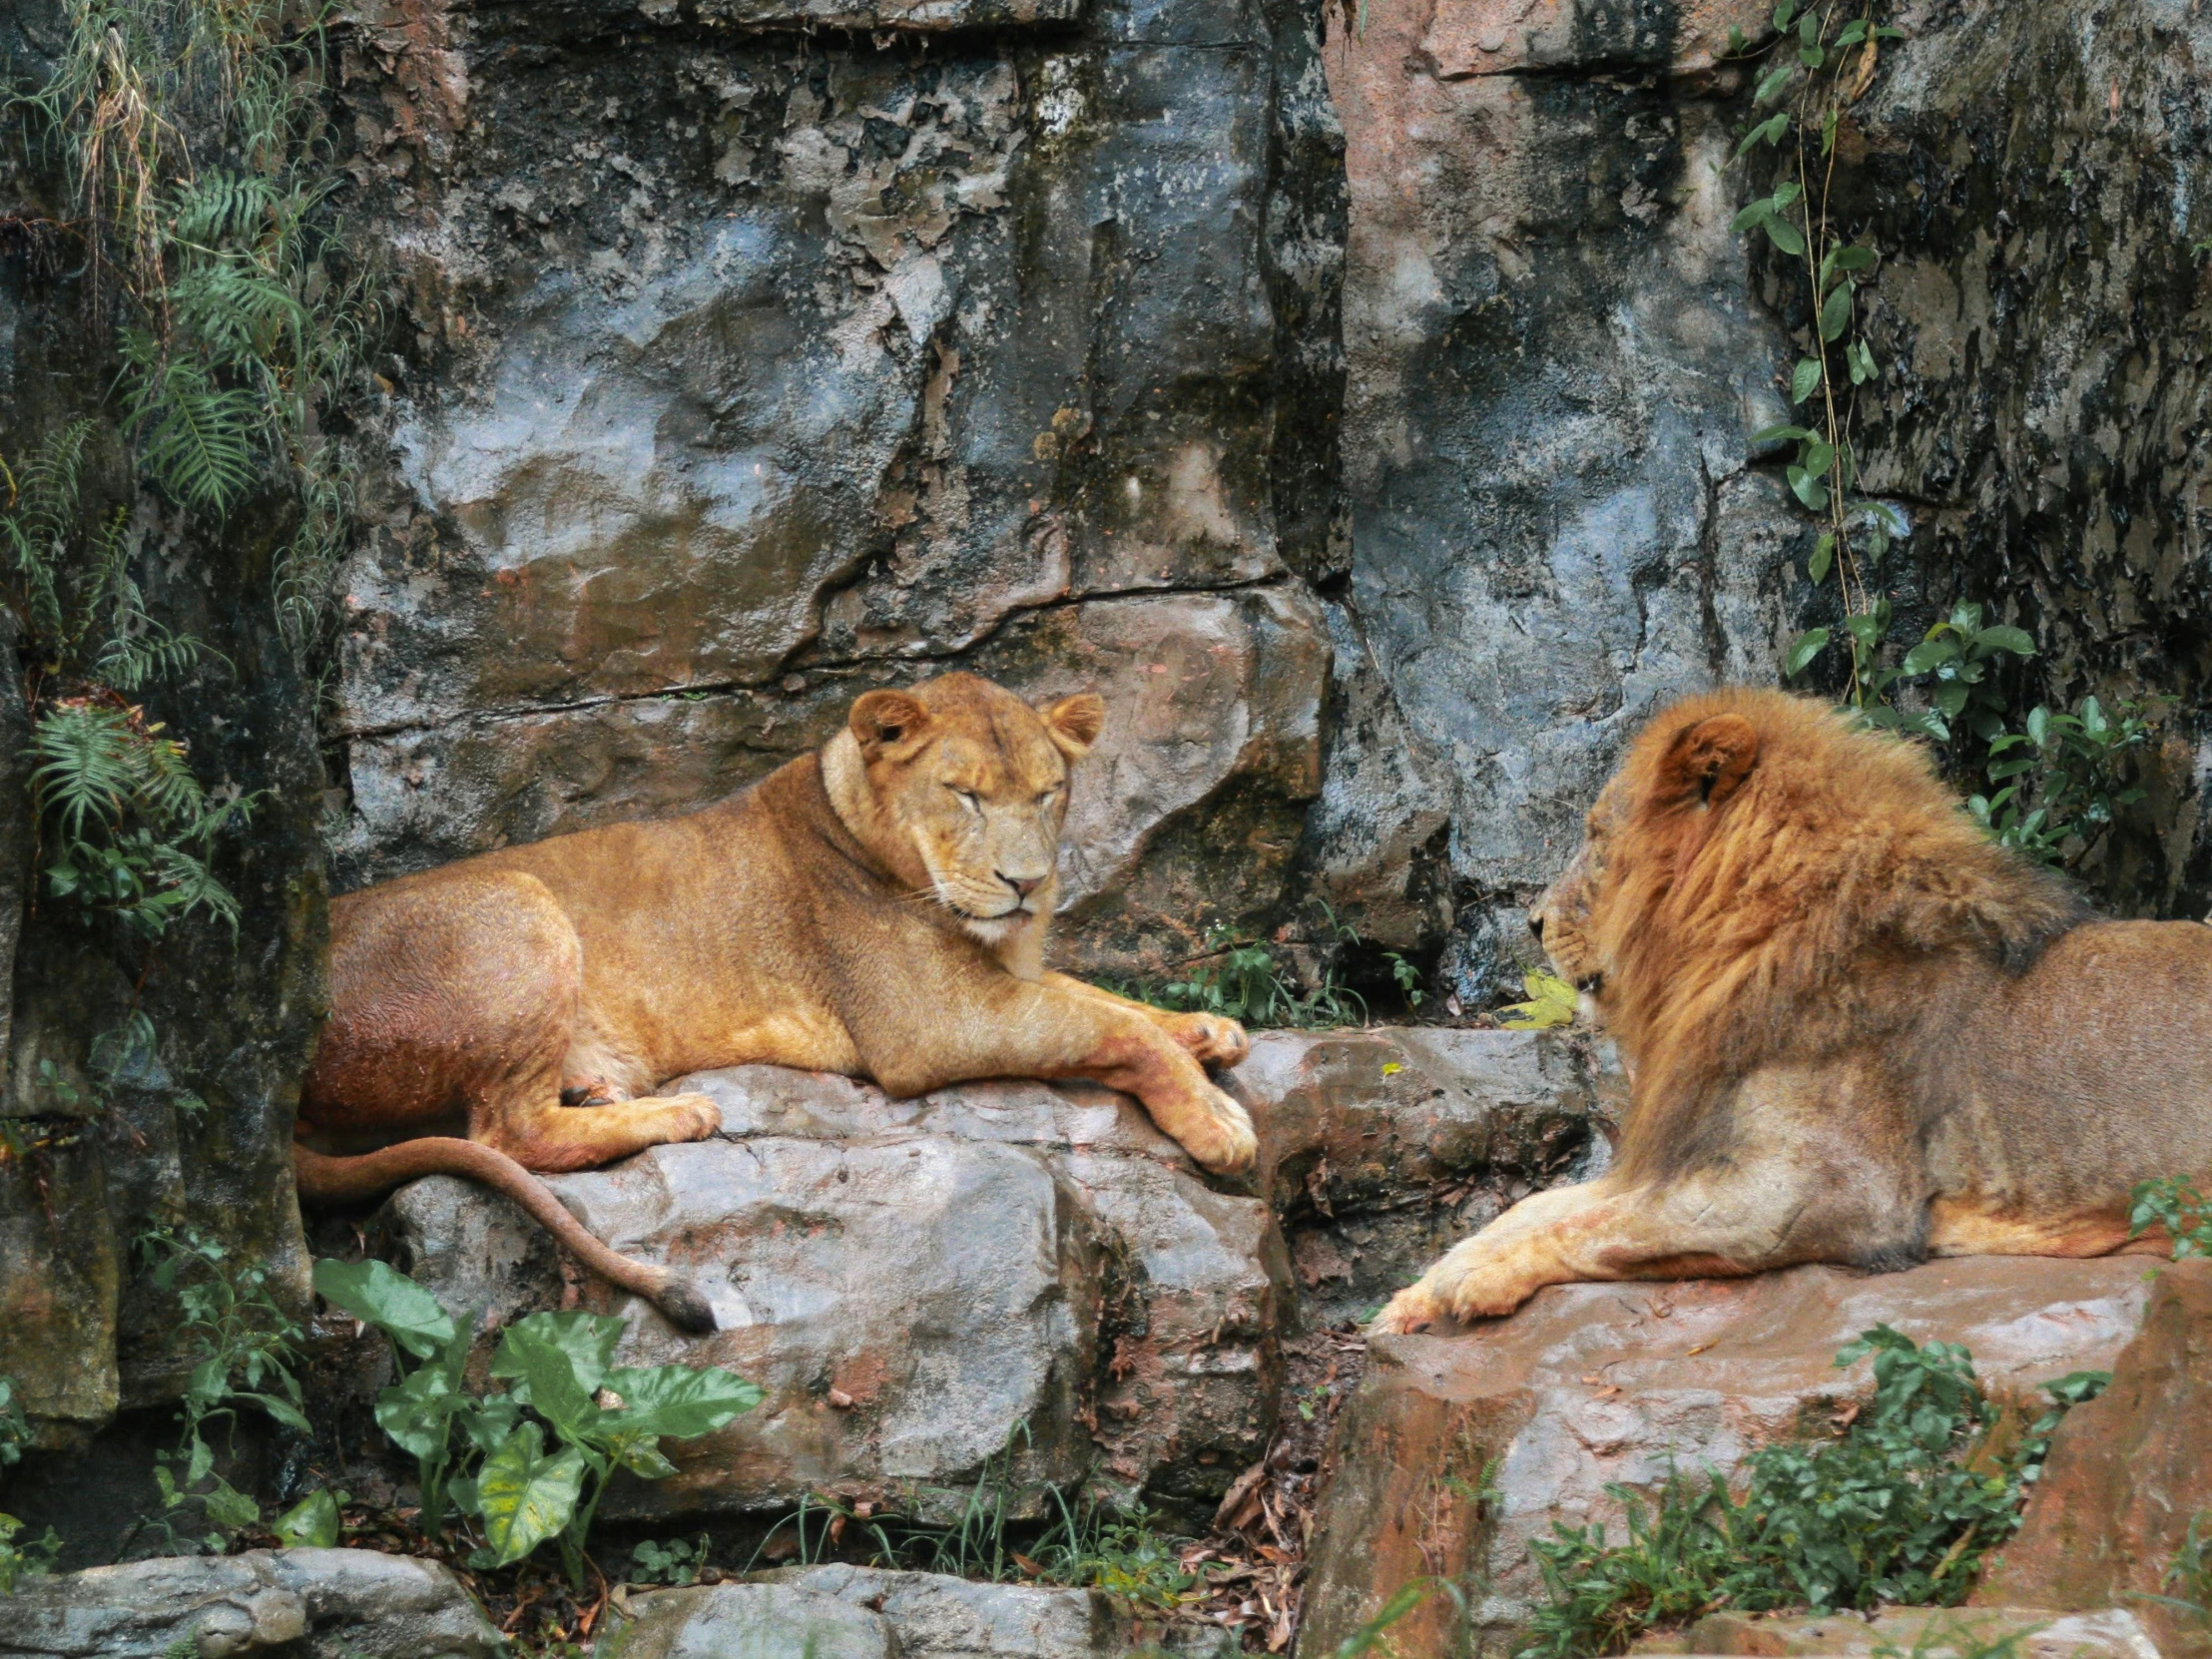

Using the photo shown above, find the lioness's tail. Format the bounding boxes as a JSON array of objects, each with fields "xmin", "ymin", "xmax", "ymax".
[{"xmin": 292, "ymin": 1139, "xmax": 718, "ymax": 1334}]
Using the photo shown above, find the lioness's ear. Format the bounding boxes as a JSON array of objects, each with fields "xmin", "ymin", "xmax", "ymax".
[
  {"xmin": 1662, "ymin": 713, "xmax": 1760, "ymax": 808},
  {"xmin": 849, "ymin": 689, "xmax": 931, "ymax": 758},
  {"xmin": 1040, "ymin": 693, "xmax": 1105, "ymax": 761}
]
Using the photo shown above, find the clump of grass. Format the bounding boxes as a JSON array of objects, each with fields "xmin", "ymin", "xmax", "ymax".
[{"xmin": 1519, "ymin": 1327, "xmax": 2109, "ymax": 1658}]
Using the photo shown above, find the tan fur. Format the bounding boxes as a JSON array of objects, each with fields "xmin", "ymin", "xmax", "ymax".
[
  {"xmin": 1376, "ymin": 687, "xmax": 2212, "ymax": 1334},
  {"xmin": 296, "ymin": 674, "xmax": 1254, "ymax": 1331}
]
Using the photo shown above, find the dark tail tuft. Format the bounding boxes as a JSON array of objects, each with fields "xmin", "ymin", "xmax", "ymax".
[{"xmin": 657, "ymin": 1276, "xmax": 718, "ymax": 1334}]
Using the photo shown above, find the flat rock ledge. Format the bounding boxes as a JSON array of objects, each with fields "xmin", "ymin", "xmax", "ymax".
[
  {"xmin": 0, "ymin": 1547, "xmax": 500, "ymax": 1659},
  {"xmin": 1299, "ymin": 1256, "xmax": 2159, "ymax": 1658}
]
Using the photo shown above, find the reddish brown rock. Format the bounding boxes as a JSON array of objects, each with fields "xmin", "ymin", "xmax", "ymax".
[
  {"xmin": 1974, "ymin": 1260, "xmax": 2212, "ymax": 1659},
  {"xmin": 1300, "ymin": 1258, "xmax": 2156, "ymax": 1659}
]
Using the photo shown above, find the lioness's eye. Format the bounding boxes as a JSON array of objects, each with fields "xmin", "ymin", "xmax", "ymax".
[
  {"xmin": 1037, "ymin": 788, "xmax": 1059, "ymax": 807},
  {"xmin": 948, "ymin": 787, "xmax": 981, "ymax": 814}
]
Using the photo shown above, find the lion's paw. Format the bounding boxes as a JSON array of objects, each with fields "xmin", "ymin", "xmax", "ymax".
[
  {"xmin": 1177, "ymin": 1086, "xmax": 1257, "ymax": 1176},
  {"xmin": 1172, "ymin": 1012, "xmax": 1251, "ymax": 1070},
  {"xmin": 1371, "ymin": 1282, "xmax": 1444, "ymax": 1335}
]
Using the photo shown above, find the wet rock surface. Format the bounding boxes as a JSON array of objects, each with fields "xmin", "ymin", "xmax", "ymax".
[
  {"xmin": 0, "ymin": 1548, "xmax": 502, "ymax": 1659},
  {"xmin": 1298, "ymin": 1256, "xmax": 2160, "ymax": 1659},
  {"xmin": 366, "ymin": 1029, "xmax": 1604, "ymax": 1518},
  {"xmin": 599, "ymin": 1569, "xmax": 1236, "ymax": 1658},
  {"xmin": 1974, "ymin": 1260, "xmax": 2212, "ymax": 1659}
]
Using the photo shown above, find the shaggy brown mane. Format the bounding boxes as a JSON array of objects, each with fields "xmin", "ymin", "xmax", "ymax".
[{"xmin": 1596, "ymin": 689, "xmax": 2088, "ymax": 1184}]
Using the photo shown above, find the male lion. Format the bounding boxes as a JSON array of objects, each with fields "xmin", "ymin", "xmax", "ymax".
[
  {"xmin": 1376, "ymin": 686, "xmax": 2212, "ymax": 1334},
  {"xmin": 296, "ymin": 673, "xmax": 1255, "ymax": 1332}
]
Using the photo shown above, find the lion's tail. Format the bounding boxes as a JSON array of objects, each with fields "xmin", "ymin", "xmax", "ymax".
[{"xmin": 292, "ymin": 1139, "xmax": 717, "ymax": 1334}]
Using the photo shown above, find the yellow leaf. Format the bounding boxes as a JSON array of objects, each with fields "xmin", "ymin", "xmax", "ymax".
[
  {"xmin": 1499, "ymin": 969, "xmax": 1579, "ymax": 1030},
  {"xmin": 1382, "ymin": 1061, "xmax": 1402, "ymax": 1075}
]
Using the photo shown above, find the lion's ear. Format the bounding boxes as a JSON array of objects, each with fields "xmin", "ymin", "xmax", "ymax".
[
  {"xmin": 849, "ymin": 689, "xmax": 931, "ymax": 759},
  {"xmin": 1040, "ymin": 693, "xmax": 1105, "ymax": 761},
  {"xmin": 1662, "ymin": 713, "xmax": 1761, "ymax": 808}
]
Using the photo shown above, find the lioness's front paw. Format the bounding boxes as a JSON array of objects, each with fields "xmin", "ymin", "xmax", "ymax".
[
  {"xmin": 1172, "ymin": 1013, "xmax": 1251, "ymax": 1070},
  {"xmin": 1175, "ymin": 1085, "xmax": 1258, "ymax": 1176},
  {"xmin": 662, "ymin": 1092, "xmax": 723, "ymax": 1143}
]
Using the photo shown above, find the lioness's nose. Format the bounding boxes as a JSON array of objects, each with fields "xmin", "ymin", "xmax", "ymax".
[
  {"xmin": 1001, "ymin": 872, "xmax": 1044, "ymax": 898},
  {"xmin": 1529, "ymin": 910, "xmax": 1546, "ymax": 941}
]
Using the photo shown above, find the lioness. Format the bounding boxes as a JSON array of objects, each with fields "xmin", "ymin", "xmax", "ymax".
[
  {"xmin": 296, "ymin": 673, "xmax": 1256, "ymax": 1331},
  {"xmin": 1377, "ymin": 686, "xmax": 2212, "ymax": 1334}
]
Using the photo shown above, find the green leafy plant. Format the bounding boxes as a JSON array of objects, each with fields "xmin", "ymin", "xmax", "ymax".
[
  {"xmin": 1727, "ymin": 2, "xmax": 1908, "ymax": 694},
  {"xmin": 1520, "ymin": 1329, "xmax": 2106, "ymax": 1657},
  {"xmin": 0, "ymin": 1512, "xmax": 63, "ymax": 1595},
  {"xmin": 1973, "ymin": 697, "xmax": 2151, "ymax": 867},
  {"xmin": 125, "ymin": 1225, "xmax": 308, "ymax": 1555},
  {"xmin": 270, "ymin": 1485, "xmax": 344, "ymax": 1549},
  {"xmin": 2134, "ymin": 1510, "xmax": 2212, "ymax": 1629},
  {"xmin": 630, "ymin": 1533, "xmax": 710, "ymax": 1585},
  {"xmin": 14, "ymin": 0, "xmax": 379, "ymax": 652},
  {"xmin": 1387, "ymin": 952, "xmax": 1425, "ymax": 1009},
  {"xmin": 1118, "ymin": 919, "xmax": 1369, "ymax": 1031},
  {"xmin": 2129, "ymin": 1175, "xmax": 2212, "ymax": 1260},
  {"xmin": 314, "ymin": 1258, "xmax": 761, "ymax": 1589},
  {"xmin": 1499, "ymin": 969, "xmax": 1579, "ymax": 1030},
  {"xmin": 1028, "ymin": 1493, "xmax": 1195, "ymax": 1611}
]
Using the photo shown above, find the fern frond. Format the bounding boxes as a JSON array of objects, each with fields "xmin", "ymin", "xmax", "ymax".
[
  {"xmin": 28, "ymin": 702, "xmax": 138, "ymax": 840},
  {"xmin": 127, "ymin": 350, "xmax": 267, "ymax": 516}
]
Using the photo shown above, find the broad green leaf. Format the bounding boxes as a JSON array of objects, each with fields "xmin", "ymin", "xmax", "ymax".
[
  {"xmin": 1876, "ymin": 24, "xmax": 1907, "ymax": 38},
  {"xmin": 204, "ymin": 1481, "xmax": 260, "ymax": 1530},
  {"xmin": 604, "ymin": 1365, "xmax": 764, "ymax": 1442},
  {"xmin": 1800, "ymin": 42, "xmax": 1825, "ymax": 67},
  {"xmin": 1787, "ymin": 465, "xmax": 1830, "ymax": 510},
  {"xmin": 491, "ymin": 1317, "xmax": 618, "ymax": 1441},
  {"xmin": 1900, "ymin": 638, "xmax": 1959, "ymax": 676},
  {"xmin": 2081, "ymin": 696, "xmax": 2108, "ymax": 734},
  {"xmin": 1797, "ymin": 9, "xmax": 1818, "ymax": 42},
  {"xmin": 1791, "ymin": 357, "xmax": 1824, "ymax": 402},
  {"xmin": 1908, "ymin": 710, "xmax": 1949, "ymax": 742},
  {"xmin": 1803, "ymin": 439, "xmax": 1836, "ymax": 476},
  {"xmin": 1820, "ymin": 282, "xmax": 1854, "ymax": 341},
  {"xmin": 1756, "ymin": 63, "xmax": 1796, "ymax": 102},
  {"xmin": 1763, "ymin": 215, "xmax": 1807, "ymax": 256},
  {"xmin": 1774, "ymin": 182, "xmax": 1806, "ymax": 210},
  {"xmin": 314, "ymin": 1259, "xmax": 456, "ymax": 1361},
  {"xmin": 1974, "ymin": 625, "xmax": 2035, "ymax": 658},
  {"xmin": 1833, "ymin": 246, "xmax": 1878, "ymax": 272},
  {"xmin": 1731, "ymin": 200, "xmax": 1776, "ymax": 235},
  {"xmin": 1773, "ymin": 1, "xmax": 1797, "ymax": 30},
  {"xmin": 1728, "ymin": 23, "xmax": 1747, "ymax": 52},
  {"xmin": 1948, "ymin": 600, "xmax": 1984, "ymax": 633},
  {"xmin": 476, "ymin": 1423, "xmax": 585, "ymax": 1569},
  {"xmin": 1835, "ymin": 19, "xmax": 1869, "ymax": 47},
  {"xmin": 1986, "ymin": 756, "xmax": 2038, "ymax": 781},
  {"xmin": 1751, "ymin": 422, "xmax": 1817, "ymax": 445},
  {"xmin": 374, "ymin": 1366, "xmax": 463, "ymax": 1461},
  {"xmin": 1845, "ymin": 610, "xmax": 1890, "ymax": 649},
  {"xmin": 2025, "ymin": 705, "xmax": 2051, "ymax": 747},
  {"xmin": 1808, "ymin": 533, "xmax": 1834, "ymax": 584},
  {"xmin": 273, "ymin": 1487, "xmax": 341, "ymax": 1548},
  {"xmin": 1785, "ymin": 628, "xmax": 1830, "ymax": 677},
  {"xmin": 1934, "ymin": 684, "xmax": 1969, "ymax": 719},
  {"xmin": 1848, "ymin": 340, "xmax": 1876, "ymax": 384}
]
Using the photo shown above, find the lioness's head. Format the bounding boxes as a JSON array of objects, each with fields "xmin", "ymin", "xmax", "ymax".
[{"xmin": 822, "ymin": 671, "xmax": 1105, "ymax": 945}]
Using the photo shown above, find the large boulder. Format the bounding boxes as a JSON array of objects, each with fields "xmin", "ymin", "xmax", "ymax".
[
  {"xmin": 1235, "ymin": 1027, "xmax": 1622, "ymax": 1327},
  {"xmin": 366, "ymin": 1028, "xmax": 1606, "ymax": 1520},
  {"xmin": 1974, "ymin": 1260, "xmax": 2212, "ymax": 1659},
  {"xmin": 0, "ymin": 1548, "xmax": 500, "ymax": 1659},
  {"xmin": 378, "ymin": 1064, "xmax": 1292, "ymax": 1519},
  {"xmin": 1299, "ymin": 1257, "xmax": 2159, "ymax": 1658}
]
